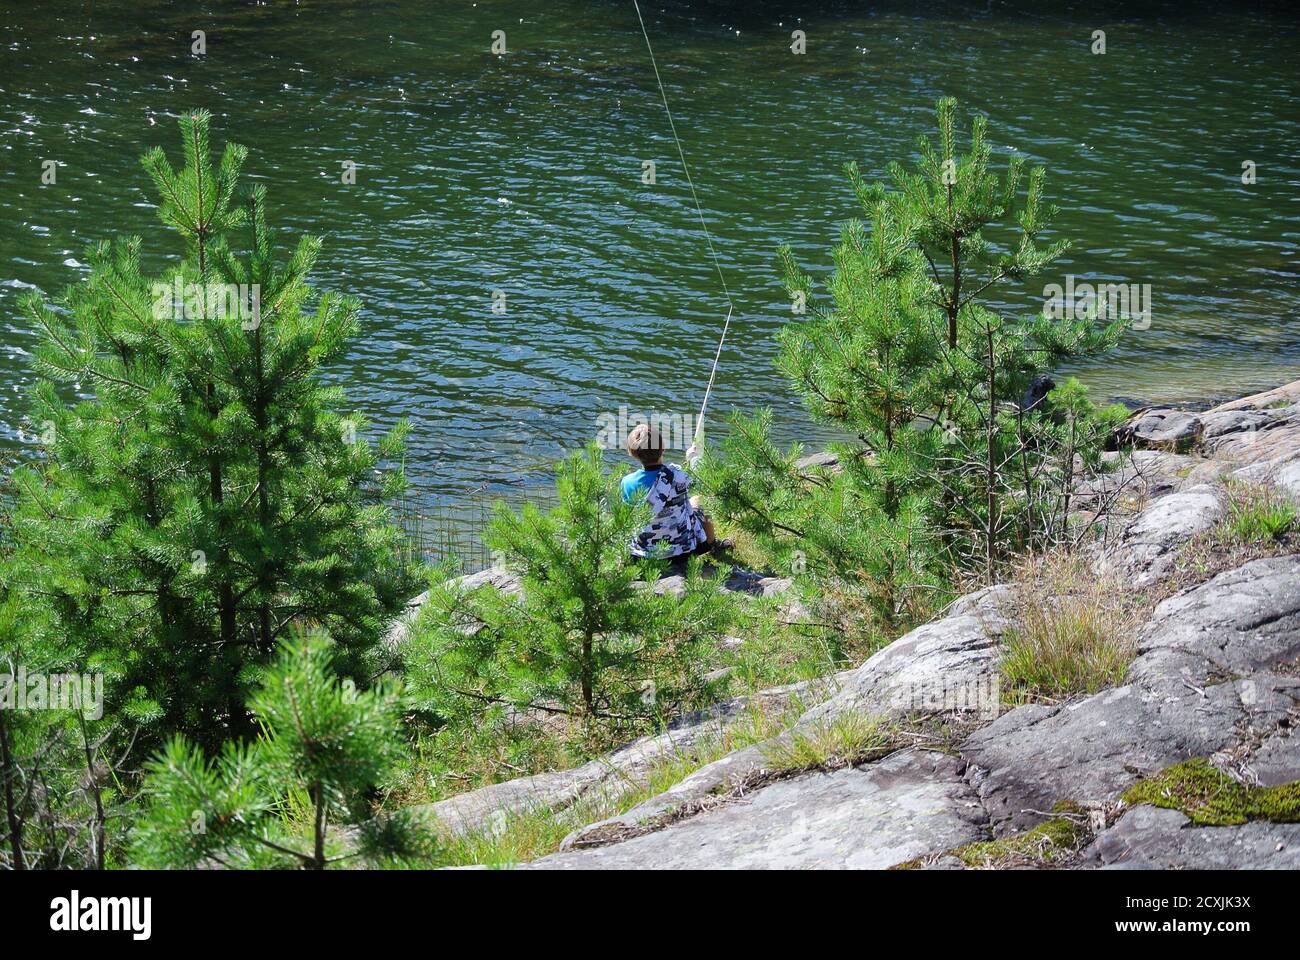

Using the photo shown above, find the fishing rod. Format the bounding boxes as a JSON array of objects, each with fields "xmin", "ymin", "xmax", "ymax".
[{"xmin": 631, "ymin": 0, "xmax": 736, "ymax": 452}]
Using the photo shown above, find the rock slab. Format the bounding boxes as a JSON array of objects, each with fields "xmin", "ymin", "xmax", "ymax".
[
  {"xmin": 1087, "ymin": 805, "xmax": 1300, "ymax": 870},
  {"xmin": 527, "ymin": 750, "xmax": 987, "ymax": 870}
]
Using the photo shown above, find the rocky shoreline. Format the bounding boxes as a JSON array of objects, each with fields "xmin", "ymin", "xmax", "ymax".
[{"xmin": 406, "ymin": 380, "xmax": 1300, "ymax": 869}]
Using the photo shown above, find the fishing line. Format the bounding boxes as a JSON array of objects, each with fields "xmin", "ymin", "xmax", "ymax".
[{"xmin": 631, "ymin": 0, "xmax": 736, "ymax": 448}]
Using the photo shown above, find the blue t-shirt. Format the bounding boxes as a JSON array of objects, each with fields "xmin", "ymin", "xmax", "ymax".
[{"xmin": 620, "ymin": 465, "xmax": 664, "ymax": 504}]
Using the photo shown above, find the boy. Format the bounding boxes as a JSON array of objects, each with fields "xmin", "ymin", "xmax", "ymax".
[{"xmin": 619, "ymin": 423, "xmax": 722, "ymax": 559}]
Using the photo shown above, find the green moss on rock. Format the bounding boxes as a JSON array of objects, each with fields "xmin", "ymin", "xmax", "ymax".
[
  {"xmin": 957, "ymin": 822, "xmax": 1080, "ymax": 868},
  {"xmin": 892, "ymin": 802, "xmax": 1087, "ymax": 869},
  {"xmin": 1122, "ymin": 759, "xmax": 1300, "ymax": 826}
]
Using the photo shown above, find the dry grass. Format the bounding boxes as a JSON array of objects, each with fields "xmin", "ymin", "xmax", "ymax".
[{"xmin": 999, "ymin": 551, "xmax": 1148, "ymax": 706}]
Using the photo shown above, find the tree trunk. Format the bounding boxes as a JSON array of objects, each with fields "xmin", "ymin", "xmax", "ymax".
[
  {"xmin": 311, "ymin": 785, "xmax": 327, "ymax": 870},
  {"xmin": 254, "ymin": 323, "xmax": 273, "ymax": 654},
  {"xmin": 78, "ymin": 716, "xmax": 105, "ymax": 870},
  {"xmin": 0, "ymin": 706, "xmax": 26, "ymax": 870},
  {"xmin": 985, "ymin": 326, "xmax": 998, "ymax": 582},
  {"xmin": 946, "ymin": 180, "xmax": 961, "ymax": 349},
  {"xmin": 1018, "ymin": 407, "xmax": 1034, "ymax": 552},
  {"xmin": 196, "ymin": 191, "xmax": 238, "ymax": 656},
  {"xmin": 1061, "ymin": 415, "xmax": 1078, "ymax": 543},
  {"xmin": 581, "ymin": 632, "xmax": 594, "ymax": 717},
  {"xmin": 948, "ymin": 233, "xmax": 961, "ymax": 348},
  {"xmin": 37, "ymin": 768, "xmax": 59, "ymax": 868}
]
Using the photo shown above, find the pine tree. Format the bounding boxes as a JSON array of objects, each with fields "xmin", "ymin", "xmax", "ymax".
[
  {"xmin": 131, "ymin": 630, "xmax": 434, "ymax": 869},
  {"xmin": 406, "ymin": 443, "xmax": 734, "ymax": 733},
  {"xmin": 883, "ymin": 98, "xmax": 1127, "ymax": 575},
  {"xmin": 3, "ymin": 110, "xmax": 416, "ymax": 753},
  {"xmin": 698, "ymin": 169, "xmax": 948, "ymax": 628},
  {"xmin": 696, "ymin": 98, "xmax": 1129, "ymax": 608}
]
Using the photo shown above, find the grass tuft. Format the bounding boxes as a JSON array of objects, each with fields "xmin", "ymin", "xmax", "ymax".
[
  {"xmin": 999, "ymin": 552, "xmax": 1142, "ymax": 705},
  {"xmin": 1169, "ymin": 480, "xmax": 1299, "ymax": 591},
  {"xmin": 1221, "ymin": 481, "xmax": 1296, "ymax": 543},
  {"xmin": 759, "ymin": 711, "xmax": 894, "ymax": 772}
]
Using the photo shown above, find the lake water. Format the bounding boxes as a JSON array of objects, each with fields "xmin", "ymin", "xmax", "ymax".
[{"xmin": 3, "ymin": 0, "xmax": 1299, "ymax": 514}]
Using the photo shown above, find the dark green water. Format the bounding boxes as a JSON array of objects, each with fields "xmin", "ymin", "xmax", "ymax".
[{"xmin": 3, "ymin": 0, "xmax": 1299, "ymax": 508}]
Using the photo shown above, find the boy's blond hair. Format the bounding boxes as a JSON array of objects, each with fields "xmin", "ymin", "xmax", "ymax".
[{"xmin": 626, "ymin": 423, "xmax": 665, "ymax": 466}]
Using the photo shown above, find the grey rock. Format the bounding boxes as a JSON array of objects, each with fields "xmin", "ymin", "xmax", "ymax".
[
  {"xmin": 757, "ymin": 576, "xmax": 795, "ymax": 597},
  {"xmin": 1214, "ymin": 422, "xmax": 1300, "ymax": 468},
  {"xmin": 963, "ymin": 554, "xmax": 1300, "ymax": 837},
  {"xmin": 454, "ymin": 564, "xmax": 792, "ymax": 601},
  {"xmin": 1275, "ymin": 460, "xmax": 1300, "ymax": 501},
  {"xmin": 651, "ymin": 568, "xmax": 793, "ymax": 598},
  {"xmin": 1086, "ymin": 805, "xmax": 1300, "ymax": 870},
  {"xmin": 797, "ymin": 583, "xmax": 1013, "ymax": 726},
  {"xmin": 1208, "ymin": 378, "xmax": 1300, "ymax": 413},
  {"xmin": 383, "ymin": 567, "xmax": 523, "ymax": 651},
  {"xmin": 526, "ymin": 750, "xmax": 988, "ymax": 870},
  {"xmin": 422, "ymin": 538, "xmax": 1300, "ymax": 866},
  {"xmin": 382, "ymin": 589, "xmax": 431, "ymax": 653},
  {"xmin": 1192, "ymin": 393, "xmax": 1300, "ymax": 487},
  {"xmin": 1095, "ymin": 484, "xmax": 1223, "ymax": 585},
  {"xmin": 794, "ymin": 450, "xmax": 841, "ymax": 473},
  {"xmin": 561, "ymin": 741, "xmax": 771, "ymax": 845},
  {"xmin": 1250, "ymin": 726, "xmax": 1300, "ymax": 788},
  {"xmin": 454, "ymin": 566, "xmax": 526, "ymax": 595},
  {"xmin": 649, "ymin": 574, "xmax": 687, "ymax": 597},
  {"xmin": 1077, "ymin": 450, "xmax": 1200, "ymax": 505},
  {"xmin": 962, "ymin": 680, "xmax": 1273, "ymax": 836},
  {"xmin": 1199, "ymin": 409, "xmax": 1275, "ymax": 449},
  {"xmin": 1127, "ymin": 555, "xmax": 1300, "ymax": 691},
  {"xmin": 388, "ymin": 563, "xmax": 796, "ymax": 651},
  {"xmin": 1228, "ymin": 423, "xmax": 1300, "ymax": 492},
  {"xmin": 1126, "ymin": 409, "xmax": 1204, "ymax": 452},
  {"xmin": 1182, "ymin": 459, "xmax": 1237, "ymax": 487}
]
